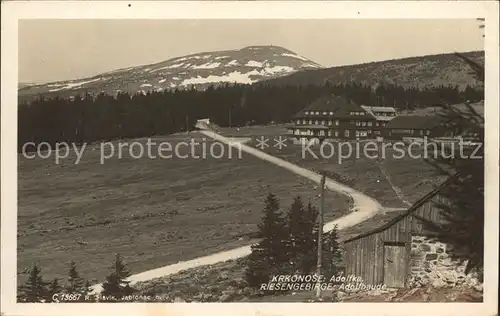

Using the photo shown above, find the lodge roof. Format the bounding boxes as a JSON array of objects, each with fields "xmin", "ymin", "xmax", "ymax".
[
  {"xmin": 340, "ymin": 173, "xmax": 459, "ymax": 243},
  {"xmin": 360, "ymin": 105, "xmax": 397, "ymax": 113},
  {"xmin": 293, "ymin": 94, "xmax": 375, "ymax": 120},
  {"xmin": 360, "ymin": 105, "xmax": 398, "ymax": 122},
  {"xmin": 384, "ymin": 115, "xmax": 445, "ymax": 130}
]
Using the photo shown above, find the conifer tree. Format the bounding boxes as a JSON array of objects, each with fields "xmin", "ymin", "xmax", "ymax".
[
  {"xmin": 321, "ymin": 225, "xmax": 342, "ymax": 279},
  {"xmin": 47, "ymin": 278, "xmax": 63, "ymax": 302},
  {"xmin": 66, "ymin": 261, "xmax": 84, "ymax": 294},
  {"xmin": 245, "ymin": 193, "xmax": 289, "ymax": 288},
  {"xmin": 84, "ymin": 280, "xmax": 93, "ymax": 296},
  {"xmin": 286, "ymin": 196, "xmax": 305, "ymax": 270},
  {"xmin": 17, "ymin": 263, "xmax": 50, "ymax": 302},
  {"xmin": 287, "ymin": 198, "xmax": 319, "ymax": 274},
  {"xmin": 101, "ymin": 253, "xmax": 136, "ymax": 300},
  {"xmin": 419, "ymin": 52, "xmax": 485, "ymax": 277}
]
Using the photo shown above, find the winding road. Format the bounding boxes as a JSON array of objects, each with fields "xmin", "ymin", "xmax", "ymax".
[{"xmin": 91, "ymin": 126, "xmax": 383, "ymax": 293}]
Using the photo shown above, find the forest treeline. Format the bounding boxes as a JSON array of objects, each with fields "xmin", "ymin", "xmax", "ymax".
[{"xmin": 18, "ymin": 81, "xmax": 483, "ymax": 152}]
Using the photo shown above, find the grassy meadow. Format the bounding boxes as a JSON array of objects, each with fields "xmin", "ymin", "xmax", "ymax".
[{"xmin": 17, "ymin": 132, "xmax": 349, "ymax": 285}]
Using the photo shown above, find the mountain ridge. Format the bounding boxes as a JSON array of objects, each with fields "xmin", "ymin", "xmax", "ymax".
[
  {"xmin": 18, "ymin": 49, "xmax": 484, "ymax": 102},
  {"xmin": 263, "ymin": 50, "xmax": 484, "ymax": 90},
  {"xmin": 18, "ymin": 45, "xmax": 322, "ymax": 100}
]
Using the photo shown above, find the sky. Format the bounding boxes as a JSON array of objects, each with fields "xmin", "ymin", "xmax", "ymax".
[{"xmin": 18, "ymin": 19, "xmax": 484, "ymax": 84}]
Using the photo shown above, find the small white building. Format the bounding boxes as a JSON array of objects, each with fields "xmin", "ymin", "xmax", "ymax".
[{"xmin": 360, "ymin": 105, "xmax": 398, "ymax": 124}]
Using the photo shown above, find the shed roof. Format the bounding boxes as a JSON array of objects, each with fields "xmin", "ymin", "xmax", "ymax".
[
  {"xmin": 338, "ymin": 210, "xmax": 408, "ymax": 242},
  {"xmin": 341, "ymin": 173, "xmax": 459, "ymax": 243}
]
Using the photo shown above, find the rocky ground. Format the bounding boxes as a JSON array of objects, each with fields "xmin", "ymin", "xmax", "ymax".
[{"xmin": 133, "ymin": 257, "xmax": 483, "ymax": 303}]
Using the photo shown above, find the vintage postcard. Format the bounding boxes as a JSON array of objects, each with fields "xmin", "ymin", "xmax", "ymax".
[{"xmin": 1, "ymin": 1, "xmax": 499, "ymax": 316}]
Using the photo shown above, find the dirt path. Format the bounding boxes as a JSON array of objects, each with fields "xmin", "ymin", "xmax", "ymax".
[
  {"xmin": 91, "ymin": 129, "xmax": 384, "ymax": 293},
  {"xmin": 200, "ymin": 130, "xmax": 383, "ymax": 231}
]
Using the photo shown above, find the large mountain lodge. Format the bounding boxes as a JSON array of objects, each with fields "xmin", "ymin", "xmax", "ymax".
[
  {"xmin": 287, "ymin": 94, "xmax": 481, "ymax": 144},
  {"xmin": 287, "ymin": 95, "xmax": 379, "ymax": 144}
]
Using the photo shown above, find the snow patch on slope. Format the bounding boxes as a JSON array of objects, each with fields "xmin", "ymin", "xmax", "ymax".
[
  {"xmin": 150, "ymin": 63, "xmax": 185, "ymax": 73},
  {"xmin": 302, "ymin": 63, "xmax": 321, "ymax": 68},
  {"xmin": 180, "ymin": 71, "xmax": 259, "ymax": 86},
  {"xmin": 262, "ymin": 66, "xmax": 295, "ymax": 74},
  {"xmin": 48, "ymin": 78, "xmax": 102, "ymax": 92},
  {"xmin": 282, "ymin": 53, "xmax": 310, "ymax": 61},
  {"xmin": 227, "ymin": 60, "xmax": 239, "ymax": 66},
  {"xmin": 245, "ymin": 60, "xmax": 264, "ymax": 67},
  {"xmin": 192, "ymin": 62, "xmax": 221, "ymax": 69}
]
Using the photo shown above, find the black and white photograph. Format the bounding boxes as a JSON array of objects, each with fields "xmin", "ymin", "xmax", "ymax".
[{"xmin": 1, "ymin": 2, "xmax": 499, "ymax": 316}]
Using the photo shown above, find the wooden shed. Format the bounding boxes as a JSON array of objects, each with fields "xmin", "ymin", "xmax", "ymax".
[{"xmin": 339, "ymin": 176, "xmax": 456, "ymax": 289}]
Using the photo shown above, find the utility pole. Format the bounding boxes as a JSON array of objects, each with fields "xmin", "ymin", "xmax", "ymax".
[
  {"xmin": 185, "ymin": 115, "xmax": 189, "ymax": 133},
  {"xmin": 228, "ymin": 108, "xmax": 232, "ymax": 128},
  {"xmin": 316, "ymin": 172, "xmax": 326, "ymax": 299}
]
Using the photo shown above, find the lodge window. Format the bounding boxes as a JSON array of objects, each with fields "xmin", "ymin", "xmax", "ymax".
[
  {"xmin": 426, "ymin": 130, "xmax": 431, "ymax": 135},
  {"xmin": 329, "ymin": 112, "xmax": 334, "ymax": 115},
  {"xmin": 375, "ymin": 122, "xmax": 379, "ymax": 127},
  {"xmin": 367, "ymin": 122, "xmax": 372, "ymax": 126},
  {"xmin": 309, "ymin": 120, "xmax": 313, "ymax": 125},
  {"xmin": 328, "ymin": 130, "xmax": 332, "ymax": 137},
  {"xmin": 355, "ymin": 121, "xmax": 361, "ymax": 126},
  {"xmin": 315, "ymin": 112, "xmax": 320, "ymax": 115},
  {"xmin": 335, "ymin": 131, "xmax": 339, "ymax": 137},
  {"xmin": 321, "ymin": 120, "xmax": 326, "ymax": 125},
  {"xmin": 420, "ymin": 130, "xmax": 424, "ymax": 136},
  {"xmin": 360, "ymin": 131, "xmax": 368, "ymax": 137},
  {"xmin": 305, "ymin": 111, "xmax": 309, "ymax": 115},
  {"xmin": 315, "ymin": 120, "xmax": 319, "ymax": 125},
  {"xmin": 345, "ymin": 130, "xmax": 350, "ymax": 137},
  {"xmin": 302, "ymin": 120, "xmax": 306, "ymax": 124},
  {"xmin": 362, "ymin": 121, "xmax": 366, "ymax": 126},
  {"xmin": 323, "ymin": 112, "xmax": 327, "ymax": 115},
  {"xmin": 328, "ymin": 120, "xmax": 332, "ymax": 126},
  {"xmin": 296, "ymin": 120, "xmax": 301, "ymax": 124},
  {"xmin": 335, "ymin": 120, "xmax": 339, "ymax": 126}
]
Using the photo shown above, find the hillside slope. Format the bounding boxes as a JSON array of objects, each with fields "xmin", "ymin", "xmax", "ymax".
[
  {"xmin": 18, "ymin": 45, "xmax": 322, "ymax": 100},
  {"xmin": 264, "ymin": 51, "xmax": 484, "ymax": 89}
]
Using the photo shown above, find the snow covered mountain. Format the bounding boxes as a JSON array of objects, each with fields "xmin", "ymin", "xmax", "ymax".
[{"xmin": 18, "ymin": 45, "xmax": 322, "ymax": 100}]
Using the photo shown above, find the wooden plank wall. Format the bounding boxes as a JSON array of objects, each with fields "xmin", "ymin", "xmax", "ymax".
[
  {"xmin": 411, "ymin": 195, "xmax": 448, "ymax": 234},
  {"xmin": 345, "ymin": 216, "xmax": 413, "ymax": 285},
  {"xmin": 344, "ymin": 195, "xmax": 450, "ymax": 287}
]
